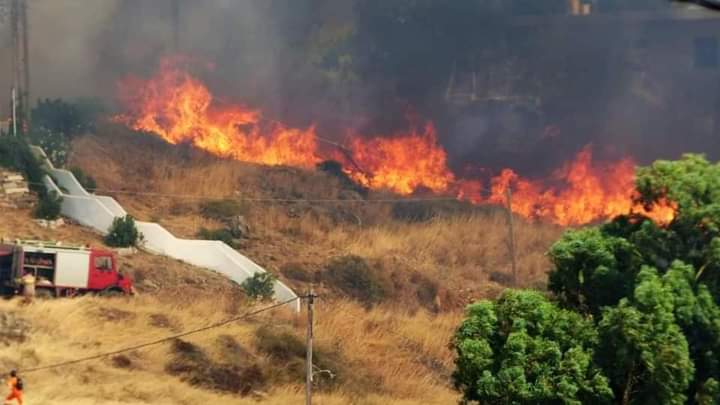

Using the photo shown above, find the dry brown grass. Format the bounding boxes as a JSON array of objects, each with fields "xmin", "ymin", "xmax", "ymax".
[
  {"xmin": 49, "ymin": 129, "xmax": 570, "ymax": 402},
  {"xmin": 70, "ymin": 131, "xmax": 562, "ymax": 308},
  {"xmin": 0, "ymin": 294, "xmax": 459, "ymax": 404},
  {"xmin": 0, "ymin": 207, "xmax": 102, "ymax": 246},
  {"xmin": 0, "ymin": 201, "xmax": 461, "ymax": 404}
]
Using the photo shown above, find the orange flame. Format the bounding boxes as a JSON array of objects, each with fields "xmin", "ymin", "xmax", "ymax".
[
  {"xmin": 340, "ymin": 122, "xmax": 455, "ymax": 195},
  {"xmin": 116, "ymin": 58, "xmax": 319, "ymax": 167},
  {"xmin": 457, "ymin": 147, "xmax": 676, "ymax": 226},
  {"xmin": 117, "ymin": 58, "xmax": 676, "ymax": 226}
]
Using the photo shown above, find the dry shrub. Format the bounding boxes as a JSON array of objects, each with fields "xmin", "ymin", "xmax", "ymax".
[
  {"xmin": 111, "ymin": 355, "xmax": 133, "ymax": 369},
  {"xmin": 410, "ymin": 273, "xmax": 440, "ymax": 311},
  {"xmin": 254, "ymin": 326, "xmax": 353, "ymax": 392},
  {"xmin": 280, "ymin": 262, "xmax": 314, "ymax": 282},
  {"xmin": 323, "ymin": 255, "xmax": 393, "ymax": 306},
  {"xmin": 166, "ymin": 339, "xmax": 266, "ymax": 396},
  {"xmin": 148, "ymin": 313, "xmax": 178, "ymax": 331},
  {"xmin": 199, "ymin": 199, "xmax": 248, "ymax": 220},
  {"xmin": 312, "ymin": 300, "xmax": 462, "ymax": 400},
  {"xmin": 215, "ymin": 335, "xmax": 253, "ymax": 364}
]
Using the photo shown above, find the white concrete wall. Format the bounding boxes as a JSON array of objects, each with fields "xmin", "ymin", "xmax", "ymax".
[{"xmin": 32, "ymin": 147, "xmax": 300, "ymax": 311}]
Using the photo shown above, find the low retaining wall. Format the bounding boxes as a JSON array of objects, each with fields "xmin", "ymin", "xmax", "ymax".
[{"xmin": 32, "ymin": 147, "xmax": 300, "ymax": 312}]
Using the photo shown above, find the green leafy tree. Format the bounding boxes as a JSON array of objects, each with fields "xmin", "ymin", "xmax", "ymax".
[
  {"xmin": 452, "ymin": 290, "xmax": 613, "ymax": 404},
  {"xmin": 548, "ymin": 228, "xmax": 641, "ymax": 316},
  {"xmin": 0, "ymin": 137, "xmax": 46, "ymax": 194},
  {"xmin": 634, "ymin": 154, "xmax": 720, "ymax": 293},
  {"xmin": 597, "ymin": 266, "xmax": 694, "ymax": 405},
  {"xmin": 34, "ymin": 191, "xmax": 63, "ymax": 220},
  {"xmin": 105, "ymin": 215, "xmax": 142, "ymax": 247},
  {"xmin": 241, "ymin": 272, "xmax": 276, "ymax": 301},
  {"xmin": 30, "ymin": 98, "xmax": 105, "ymax": 167},
  {"xmin": 461, "ymin": 154, "xmax": 720, "ymax": 404}
]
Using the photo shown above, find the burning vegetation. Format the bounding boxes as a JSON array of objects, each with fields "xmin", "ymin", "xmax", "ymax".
[{"xmin": 116, "ymin": 58, "xmax": 675, "ymax": 226}]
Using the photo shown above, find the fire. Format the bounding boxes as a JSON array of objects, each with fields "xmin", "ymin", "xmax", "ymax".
[
  {"xmin": 116, "ymin": 58, "xmax": 319, "ymax": 167},
  {"xmin": 116, "ymin": 58, "xmax": 676, "ymax": 226},
  {"xmin": 457, "ymin": 147, "xmax": 676, "ymax": 226},
  {"xmin": 340, "ymin": 122, "xmax": 455, "ymax": 195}
]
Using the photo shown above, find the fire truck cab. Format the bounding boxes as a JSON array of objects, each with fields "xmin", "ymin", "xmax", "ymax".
[{"xmin": 0, "ymin": 240, "xmax": 133, "ymax": 297}]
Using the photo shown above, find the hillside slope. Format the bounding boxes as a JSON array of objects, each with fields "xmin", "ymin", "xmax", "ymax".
[
  {"xmin": 69, "ymin": 129, "xmax": 562, "ymax": 311},
  {"xmin": 0, "ymin": 205, "xmax": 461, "ymax": 404},
  {"xmin": 0, "ymin": 127, "xmax": 566, "ymax": 403}
]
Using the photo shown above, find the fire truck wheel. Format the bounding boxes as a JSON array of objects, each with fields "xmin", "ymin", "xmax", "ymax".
[{"xmin": 35, "ymin": 288, "xmax": 55, "ymax": 299}]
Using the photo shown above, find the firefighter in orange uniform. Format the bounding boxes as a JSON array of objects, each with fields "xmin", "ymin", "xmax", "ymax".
[{"xmin": 4, "ymin": 370, "xmax": 22, "ymax": 405}]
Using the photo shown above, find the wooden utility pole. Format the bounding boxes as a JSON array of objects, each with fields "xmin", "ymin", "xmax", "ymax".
[
  {"xmin": 9, "ymin": 0, "xmax": 29, "ymax": 132},
  {"xmin": 305, "ymin": 290, "xmax": 316, "ymax": 405},
  {"xmin": 20, "ymin": 0, "xmax": 30, "ymax": 127},
  {"xmin": 10, "ymin": 0, "xmax": 19, "ymax": 125},
  {"xmin": 505, "ymin": 187, "xmax": 518, "ymax": 286},
  {"xmin": 11, "ymin": 88, "xmax": 17, "ymax": 137}
]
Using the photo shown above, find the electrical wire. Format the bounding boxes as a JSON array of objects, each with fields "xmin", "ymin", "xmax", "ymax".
[
  {"xmin": 18, "ymin": 296, "xmax": 301, "ymax": 374},
  {"xmin": 25, "ymin": 181, "xmax": 488, "ymax": 204}
]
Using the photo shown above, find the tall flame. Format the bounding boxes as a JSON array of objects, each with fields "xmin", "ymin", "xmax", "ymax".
[
  {"xmin": 457, "ymin": 147, "xmax": 676, "ymax": 226},
  {"xmin": 116, "ymin": 58, "xmax": 319, "ymax": 167},
  {"xmin": 116, "ymin": 58, "xmax": 676, "ymax": 226},
  {"xmin": 340, "ymin": 122, "xmax": 455, "ymax": 195}
]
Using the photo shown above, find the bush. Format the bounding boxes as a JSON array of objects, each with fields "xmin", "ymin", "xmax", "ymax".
[
  {"xmin": 166, "ymin": 339, "xmax": 265, "ymax": 395},
  {"xmin": 70, "ymin": 167, "xmax": 97, "ymax": 192},
  {"xmin": 317, "ymin": 160, "xmax": 368, "ymax": 196},
  {"xmin": 105, "ymin": 215, "xmax": 142, "ymax": 247},
  {"xmin": 29, "ymin": 98, "xmax": 105, "ymax": 168},
  {"xmin": 280, "ymin": 263, "xmax": 314, "ymax": 282},
  {"xmin": 34, "ymin": 191, "xmax": 62, "ymax": 220},
  {"xmin": 28, "ymin": 128, "xmax": 70, "ymax": 167},
  {"xmin": 411, "ymin": 273, "xmax": 439, "ymax": 310},
  {"xmin": 254, "ymin": 326, "xmax": 348, "ymax": 390},
  {"xmin": 255, "ymin": 326, "xmax": 306, "ymax": 361},
  {"xmin": 200, "ymin": 199, "xmax": 247, "ymax": 220},
  {"xmin": 240, "ymin": 272, "xmax": 276, "ymax": 300},
  {"xmin": 0, "ymin": 137, "xmax": 45, "ymax": 194},
  {"xmin": 323, "ymin": 255, "xmax": 388, "ymax": 305},
  {"xmin": 453, "ymin": 291, "xmax": 612, "ymax": 404},
  {"xmin": 391, "ymin": 201, "xmax": 436, "ymax": 222},
  {"xmin": 197, "ymin": 227, "xmax": 236, "ymax": 247},
  {"xmin": 32, "ymin": 98, "xmax": 104, "ymax": 138}
]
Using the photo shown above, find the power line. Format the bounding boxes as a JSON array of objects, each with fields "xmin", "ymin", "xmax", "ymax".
[
  {"xmin": 27, "ymin": 181, "xmax": 489, "ymax": 204},
  {"xmin": 18, "ymin": 296, "xmax": 300, "ymax": 374}
]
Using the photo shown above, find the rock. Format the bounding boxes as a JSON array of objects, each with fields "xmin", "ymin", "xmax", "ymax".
[
  {"xmin": 36, "ymin": 219, "xmax": 65, "ymax": 229},
  {"xmin": 0, "ymin": 202, "xmax": 17, "ymax": 209},
  {"xmin": 4, "ymin": 175, "xmax": 23, "ymax": 182},
  {"xmin": 139, "ymin": 280, "xmax": 160, "ymax": 291},
  {"xmin": 114, "ymin": 247, "xmax": 137, "ymax": 256},
  {"xmin": 227, "ymin": 215, "xmax": 251, "ymax": 238}
]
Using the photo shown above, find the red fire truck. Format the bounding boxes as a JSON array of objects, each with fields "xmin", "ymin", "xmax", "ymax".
[{"xmin": 0, "ymin": 240, "xmax": 133, "ymax": 298}]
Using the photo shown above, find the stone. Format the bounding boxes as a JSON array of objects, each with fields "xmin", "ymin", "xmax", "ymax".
[
  {"xmin": 35, "ymin": 219, "xmax": 64, "ymax": 229},
  {"xmin": 3, "ymin": 187, "xmax": 29, "ymax": 195},
  {"xmin": 139, "ymin": 280, "xmax": 160, "ymax": 291},
  {"xmin": 114, "ymin": 247, "xmax": 137, "ymax": 256}
]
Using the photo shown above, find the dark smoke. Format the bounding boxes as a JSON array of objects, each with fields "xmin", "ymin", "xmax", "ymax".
[{"xmin": 3, "ymin": 0, "xmax": 719, "ymax": 176}]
